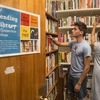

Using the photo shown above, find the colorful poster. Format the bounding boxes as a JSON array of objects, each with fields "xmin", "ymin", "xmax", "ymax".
[{"xmin": 0, "ymin": 5, "xmax": 40, "ymax": 57}]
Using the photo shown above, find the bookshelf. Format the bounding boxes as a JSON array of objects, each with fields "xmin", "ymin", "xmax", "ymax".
[
  {"xmin": 56, "ymin": 8, "xmax": 100, "ymax": 18},
  {"xmin": 59, "ymin": 71, "xmax": 68, "ymax": 100},
  {"xmin": 45, "ymin": 1, "xmax": 59, "ymax": 99},
  {"xmin": 55, "ymin": 0, "xmax": 100, "ymax": 99}
]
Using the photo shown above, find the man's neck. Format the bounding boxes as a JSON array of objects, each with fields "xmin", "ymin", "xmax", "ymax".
[{"xmin": 76, "ymin": 36, "xmax": 84, "ymax": 43}]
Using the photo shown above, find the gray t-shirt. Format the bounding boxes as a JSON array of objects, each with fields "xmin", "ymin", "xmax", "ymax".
[
  {"xmin": 68, "ymin": 40, "xmax": 91, "ymax": 78},
  {"xmin": 90, "ymin": 41, "xmax": 100, "ymax": 100},
  {"xmin": 94, "ymin": 41, "xmax": 100, "ymax": 73}
]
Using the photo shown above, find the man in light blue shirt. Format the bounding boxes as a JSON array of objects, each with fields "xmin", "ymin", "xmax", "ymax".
[
  {"xmin": 50, "ymin": 21, "xmax": 91, "ymax": 100},
  {"xmin": 69, "ymin": 39, "xmax": 91, "ymax": 78}
]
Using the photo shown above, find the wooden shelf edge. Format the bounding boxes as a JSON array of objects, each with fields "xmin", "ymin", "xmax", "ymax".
[
  {"xmin": 56, "ymin": 8, "xmax": 100, "ymax": 18},
  {"xmin": 59, "ymin": 72, "xmax": 68, "ymax": 78},
  {"xmin": 46, "ymin": 32, "xmax": 58, "ymax": 36},
  {"xmin": 46, "ymin": 80, "xmax": 58, "ymax": 98},
  {"xmin": 59, "ymin": 62, "xmax": 71, "ymax": 65},
  {"xmin": 87, "ymin": 74, "xmax": 92, "ymax": 77},
  {"xmin": 46, "ymin": 65, "xmax": 58, "ymax": 77},
  {"xmin": 56, "ymin": 8, "xmax": 100, "ymax": 13},
  {"xmin": 87, "ymin": 87, "xmax": 91, "ymax": 90},
  {"xmin": 58, "ymin": 26, "xmax": 100, "ymax": 30},
  {"xmin": 59, "ymin": 62, "xmax": 94, "ymax": 65},
  {"xmin": 46, "ymin": 49, "xmax": 58, "ymax": 55},
  {"xmin": 46, "ymin": 12, "xmax": 58, "ymax": 21},
  {"xmin": 54, "ymin": 92, "xmax": 58, "ymax": 100}
]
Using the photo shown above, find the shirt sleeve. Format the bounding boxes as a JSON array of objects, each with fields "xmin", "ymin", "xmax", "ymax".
[
  {"xmin": 68, "ymin": 40, "xmax": 76, "ymax": 48},
  {"xmin": 83, "ymin": 45, "xmax": 91, "ymax": 58}
]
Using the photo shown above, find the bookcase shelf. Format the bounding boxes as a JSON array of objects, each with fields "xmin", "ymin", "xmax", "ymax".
[
  {"xmin": 59, "ymin": 62, "xmax": 71, "ymax": 65},
  {"xmin": 58, "ymin": 26, "xmax": 100, "ymax": 31},
  {"xmin": 87, "ymin": 74, "xmax": 92, "ymax": 77},
  {"xmin": 46, "ymin": 65, "xmax": 58, "ymax": 77},
  {"xmin": 60, "ymin": 72, "xmax": 68, "ymax": 78},
  {"xmin": 46, "ymin": 12, "xmax": 58, "ymax": 21},
  {"xmin": 54, "ymin": 92, "xmax": 58, "ymax": 100},
  {"xmin": 58, "ymin": 70, "xmax": 68, "ymax": 100},
  {"xmin": 46, "ymin": 80, "xmax": 58, "ymax": 98},
  {"xmin": 46, "ymin": 32, "xmax": 58, "ymax": 36},
  {"xmin": 56, "ymin": 8, "xmax": 100, "ymax": 18},
  {"xmin": 59, "ymin": 62, "xmax": 94, "ymax": 65},
  {"xmin": 46, "ymin": 49, "xmax": 58, "ymax": 55},
  {"xmin": 45, "ymin": 1, "xmax": 59, "ymax": 99}
]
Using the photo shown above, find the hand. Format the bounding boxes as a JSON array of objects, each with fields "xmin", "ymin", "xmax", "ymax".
[
  {"xmin": 74, "ymin": 83, "xmax": 81, "ymax": 92},
  {"xmin": 93, "ymin": 21, "xmax": 98, "ymax": 27},
  {"xmin": 49, "ymin": 35, "xmax": 53, "ymax": 40}
]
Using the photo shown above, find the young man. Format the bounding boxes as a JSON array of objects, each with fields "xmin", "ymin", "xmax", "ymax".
[
  {"xmin": 49, "ymin": 21, "xmax": 91, "ymax": 100},
  {"xmin": 90, "ymin": 22, "xmax": 100, "ymax": 100}
]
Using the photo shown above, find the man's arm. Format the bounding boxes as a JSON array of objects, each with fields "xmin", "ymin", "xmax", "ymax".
[
  {"xmin": 49, "ymin": 35, "xmax": 69, "ymax": 47},
  {"xmin": 91, "ymin": 22, "xmax": 98, "ymax": 46},
  {"xmin": 74, "ymin": 56, "xmax": 91, "ymax": 92}
]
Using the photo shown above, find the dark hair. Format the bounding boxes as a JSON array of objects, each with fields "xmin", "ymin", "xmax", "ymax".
[
  {"xmin": 74, "ymin": 21, "xmax": 87, "ymax": 37},
  {"xmin": 97, "ymin": 30, "xmax": 100, "ymax": 40}
]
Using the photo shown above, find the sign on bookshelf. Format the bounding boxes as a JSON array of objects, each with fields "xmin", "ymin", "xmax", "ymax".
[{"xmin": 0, "ymin": 5, "xmax": 40, "ymax": 57}]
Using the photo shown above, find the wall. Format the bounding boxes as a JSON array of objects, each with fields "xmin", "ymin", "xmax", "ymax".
[{"xmin": 0, "ymin": 0, "xmax": 45, "ymax": 100}]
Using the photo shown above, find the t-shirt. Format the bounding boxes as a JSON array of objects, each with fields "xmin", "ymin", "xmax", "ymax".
[
  {"xmin": 90, "ymin": 42, "xmax": 100, "ymax": 100},
  {"xmin": 68, "ymin": 40, "xmax": 91, "ymax": 78},
  {"xmin": 94, "ymin": 41, "xmax": 100, "ymax": 72}
]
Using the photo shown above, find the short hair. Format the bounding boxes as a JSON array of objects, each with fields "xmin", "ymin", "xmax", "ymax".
[{"xmin": 74, "ymin": 21, "xmax": 87, "ymax": 37}]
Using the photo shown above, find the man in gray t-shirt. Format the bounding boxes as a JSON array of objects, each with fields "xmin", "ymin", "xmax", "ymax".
[
  {"xmin": 69, "ymin": 40, "xmax": 91, "ymax": 78},
  {"xmin": 50, "ymin": 21, "xmax": 91, "ymax": 100}
]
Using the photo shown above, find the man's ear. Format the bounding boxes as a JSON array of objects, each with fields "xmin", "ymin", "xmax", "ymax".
[{"xmin": 80, "ymin": 31, "xmax": 83, "ymax": 35}]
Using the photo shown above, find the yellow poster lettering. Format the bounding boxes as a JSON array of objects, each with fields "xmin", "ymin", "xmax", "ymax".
[{"xmin": 20, "ymin": 26, "xmax": 30, "ymax": 39}]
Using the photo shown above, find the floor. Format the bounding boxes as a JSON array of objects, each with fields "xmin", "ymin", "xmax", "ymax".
[
  {"xmin": 86, "ymin": 89, "xmax": 91, "ymax": 100},
  {"xmin": 66, "ymin": 89, "xmax": 91, "ymax": 100}
]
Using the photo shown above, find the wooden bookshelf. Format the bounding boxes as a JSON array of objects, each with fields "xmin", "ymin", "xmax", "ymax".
[
  {"xmin": 46, "ymin": 12, "xmax": 58, "ymax": 21},
  {"xmin": 46, "ymin": 80, "xmax": 58, "ymax": 98},
  {"xmin": 46, "ymin": 65, "xmax": 58, "ymax": 77},
  {"xmin": 46, "ymin": 32, "xmax": 58, "ymax": 36},
  {"xmin": 45, "ymin": 1, "xmax": 59, "ymax": 99},
  {"xmin": 55, "ymin": 2, "xmax": 99, "ymax": 99},
  {"xmin": 56, "ymin": 8, "xmax": 100, "ymax": 18}
]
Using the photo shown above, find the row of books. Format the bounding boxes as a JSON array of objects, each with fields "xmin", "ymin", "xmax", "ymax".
[
  {"xmin": 20, "ymin": 40, "xmax": 38, "ymax": 52},
  {"xmin": 45, "ymin": 0, "xmax": 99, "ymax": 16},
  {"xmin": 58, "ymin": 31, "xmax": 98, "ymax": 45},
  {"xmin": 46, "ymin": 71, "xmax": 55, "ymax": 93},
  {"xmin": 56, "ymin": 0, "xmax": 99, "ymax": 10},
  {"xmin": 59, "ymin": 65, "xmax": 68, "ymax": 77},
  {"xmin": 45, "ymin": 0, "xmax": 56, "ymax": 17},
  {"xmin": 58, "ymin": 65, "xmax": 68, "ymax": 100},
  {"xmin": 46, "ymin": 53, "xmax": 56, "ymax": 74},
  {"xmin": 58, "ymin": 32, "xmax": 72, "ymax": 43},
  {"xmin": 87, "ymin": 77, "xmax": 92, "ymax": 88},
  {"xmin": 58, "ymin": 15, "xmax": 100, "ymax": 27},
  {"xmin": 86, "ymin": 32, "xmax": 98, "ymax": 45},
  {"xmin": 63, "ymin": 88, "xmax": 67, "ymax": 100},
  {"xmin": 85, "ymin": 33, "xmax": 91, "ymax": 44},
  {"xmin": 47, "ymin": 86, "xmax": 57, "ymax": 100},
  {"xmin": 58, "ymin": 51, "xmax": 71, "ymax": 63},
  {"xmin": 46, "ymin": 36, "xmax": 58, "ymax": 52},
  {"xmin": 88, "ymin": 65, "xmax": 94, "ymax": 75},
  {"xmin": 46, "ymin": 17, "xmax": 57, "ymax": 33},
  {"xmin": 58, "ymin": 51, "xmax": 94, "ymax": 64}
]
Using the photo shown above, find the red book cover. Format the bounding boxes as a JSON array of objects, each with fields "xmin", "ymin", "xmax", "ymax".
[{"xmin": 21, "ymin": 13, "xmax": 29, "ymax": 26}]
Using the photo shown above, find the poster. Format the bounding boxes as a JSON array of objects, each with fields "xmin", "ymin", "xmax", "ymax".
[{"xmin": 0, "ymin": 5, "xmax": 40, "ymax": 57}]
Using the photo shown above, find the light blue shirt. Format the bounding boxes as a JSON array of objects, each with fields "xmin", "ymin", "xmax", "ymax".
[{"xmin": 68, "ymin": 40, "xmax": 91, "ymax": 78}]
